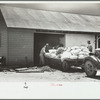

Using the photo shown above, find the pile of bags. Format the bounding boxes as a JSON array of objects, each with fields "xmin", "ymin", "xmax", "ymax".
[
  {"xmin": 44, "ymin": 47, "xmax": 65, "ymax": 59},
  {"xmin": 44, "ymin": 46, "xmax": 90, "ymax": 61},
  {"xmin": 44, "ymin": 49, "xmax": 58, "ymax": 59},
  {"xmin": 61, "ymin": 46, "xmax": 90, "ymax": 62}
]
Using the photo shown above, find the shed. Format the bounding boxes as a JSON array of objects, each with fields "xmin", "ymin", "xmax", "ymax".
[{"xmin": 0, "ymin": 6, "xmax": 100, "ymax": 66}]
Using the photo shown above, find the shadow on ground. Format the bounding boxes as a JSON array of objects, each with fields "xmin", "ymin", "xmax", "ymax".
[
  {"xmin": 67, "ymin": 67, "xmax": 84, "ymax": 73},
  {"xmin": 86, "ymin": 75, "xmax": 100, "ymax": 80}
]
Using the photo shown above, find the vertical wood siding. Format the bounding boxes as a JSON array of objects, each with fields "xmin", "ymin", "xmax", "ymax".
[
  {"xmin": 8, "ymin": 28, "xmax": 34, "ymax": 66},
  {"xmin": 0, "ymin": 10, "xmax": 7, "ymax": 64},
  {"xmin": 65, "ymin": 33, "xmax": 95, "ymax": 52}
]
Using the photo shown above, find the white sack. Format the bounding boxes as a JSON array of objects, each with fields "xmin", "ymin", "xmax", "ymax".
[
  {"xmin": 71, "ymin": 49, "xmax": 81, "ymax": 56},
  {"xmin": 79, "ymin": 51, "xmax": 85, "ymax": 55},
  {"xmin": 61, "ymin": 51, "xmax": 72, "ymax": 62},
  {"xmin": 49, "ymin": 49, "xmax": 57, "ymax": 54},
  {"xmin": 66, "ymin": 47, "xmax": 71, "ymax": 52},
  {"xmin": 69, "ymin": 55, "xmax": 78, "ymax": 59},
  {"xmin": 78, "ymin": 55, "xmax": 85, "ymax": 59},
  {"xmin": 71, "ymin": 46, "xmax": 80, "ymax": 50}
]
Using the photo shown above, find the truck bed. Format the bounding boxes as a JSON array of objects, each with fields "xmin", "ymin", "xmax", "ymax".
[{"xmin": 44, "ymin": 54, "xmax": 84, "ymax": 70}]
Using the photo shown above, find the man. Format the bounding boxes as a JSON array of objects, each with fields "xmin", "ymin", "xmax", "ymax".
[
  {"xmin": 87, "ymin": 40, "xmax": 92, "ymax": 52},
  {"xmin": 39, "ymin": 43, "xmax": 49, "ymax": 66}
]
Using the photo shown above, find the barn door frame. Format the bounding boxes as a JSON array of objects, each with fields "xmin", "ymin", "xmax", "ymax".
[{"xmin": 96, "ymin": 34, "xmax": 100, "ymax": 49}]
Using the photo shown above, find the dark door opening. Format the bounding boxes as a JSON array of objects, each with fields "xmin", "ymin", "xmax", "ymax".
[
  {"xmin": 98, "ymin": 39, "xmax": 100, "ymax": 48},
  {"xmin": 34, "ymin": 33, "xmax": 64, "ymax": 66},
  {"xmin": 97, "ymin": 35, "xmax": 100, "ymax": 48}
]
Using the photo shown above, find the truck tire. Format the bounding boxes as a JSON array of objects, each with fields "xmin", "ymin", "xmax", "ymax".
[
  {"xmin": 62, "ymin": 60, "xmax": 70, "ymax": 72},
  {"xmin": 84, "ymin": 60, "xmax": 97, "ymax": 77}
]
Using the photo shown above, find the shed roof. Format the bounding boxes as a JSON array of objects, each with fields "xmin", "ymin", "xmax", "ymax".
[{"xmin": 1, "ymin": 6, "xmax": 100, "ymax": 33}]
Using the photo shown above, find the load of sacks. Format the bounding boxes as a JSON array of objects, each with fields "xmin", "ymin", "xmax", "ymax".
[
  {"xmin": 61, "ymin": 46, "xmax": 90, "ymax": 62},
  {"xmin": 44, "ymin": 47, "xmax": 64, "ymax": 59},
  {"xmin": 44, "ymin": 46, "xmax": 90, "ymax": 61}
]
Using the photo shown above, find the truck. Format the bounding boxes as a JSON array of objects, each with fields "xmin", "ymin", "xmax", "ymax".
[{"xmin": 45, "ymin": 48, "xmax": 100, "ymax": 77}]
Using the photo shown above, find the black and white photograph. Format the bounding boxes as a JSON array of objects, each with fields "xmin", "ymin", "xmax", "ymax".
[
  {"xmin": 0, "ymin": 2, "xmax": 100, "ymax": 82},
  {"xmin": 0, "ymin": 2, "xmax": 100, "ymax": 99}
]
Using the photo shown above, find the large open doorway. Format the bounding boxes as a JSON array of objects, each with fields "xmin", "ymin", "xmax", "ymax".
[{"xmin": 34, "ymin": 33, "xmax": 65, "ymax": 66}]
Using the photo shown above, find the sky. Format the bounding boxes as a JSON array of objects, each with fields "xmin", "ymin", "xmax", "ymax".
[{"xmin": 1, "ymin": 3, "xmax": 100, "ymax": 16}]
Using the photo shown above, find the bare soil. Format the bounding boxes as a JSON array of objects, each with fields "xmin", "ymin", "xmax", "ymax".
[{"xmin": 0, "ymin": 66, "xmax": 100, "ymax": 82}]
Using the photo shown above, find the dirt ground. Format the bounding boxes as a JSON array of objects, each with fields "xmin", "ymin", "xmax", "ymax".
[{"xmin": 0, "ymin": 66, "xmax": 100, "ymax": 82}]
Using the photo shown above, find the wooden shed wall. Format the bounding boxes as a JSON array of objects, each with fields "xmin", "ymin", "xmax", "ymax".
[
  {"xmin": 8, "ymin": 28, "xmax": 34, "ymax": 66},
  {"xmin": 0, "ymin": 10, "xmax": 7, "ymax": 63},
  {"xmin": 65, "ymin": 33, "xmax": 95, "ymax": 52}
]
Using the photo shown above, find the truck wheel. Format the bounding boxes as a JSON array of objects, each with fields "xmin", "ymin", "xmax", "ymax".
[
  {"xmin": 62, "ymin": 60, "xmax": 70, "ymax": 72},
  {"xmin": 84, "ymin": 60, "xmax": 97, "ymax": 77}
]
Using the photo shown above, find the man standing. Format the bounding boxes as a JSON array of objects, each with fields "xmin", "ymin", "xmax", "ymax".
[
  {"xmin": 87, "ymin": 40, "xmax": 93, "ymax": 52},
  {"xmin": 39, "ymin": 43, "xmax": 49, "ymax": 66}
]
